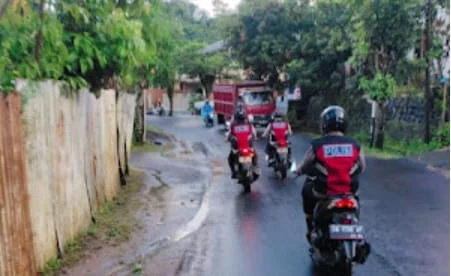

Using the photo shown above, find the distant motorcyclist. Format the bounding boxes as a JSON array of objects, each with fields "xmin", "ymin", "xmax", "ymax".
[
  {"xmin": 226, "ymin": 109, "xmax": 260, "ymax": 179},
  {"xmin": 262, "ymin": 112, "xmax": 292, "ymax": 166},
  {"xmin": 295, "ymin": 105, "xmax": 366, "ymax": 242},
  {"xmin": 228, "ymin": 96, "xmax": 246, "ymax": 126},
  {"xmin": 201, "ymin": 100, "xmax": 214, "ymax": 124}
]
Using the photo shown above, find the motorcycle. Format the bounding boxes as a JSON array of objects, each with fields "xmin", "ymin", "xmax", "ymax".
[
  {"xmin": 308, "ymin": 189, "xmax": 371, "ymax": 275},
  {"xmin": 267, "ymin": 132, "xmax": 291, "ymax": 179},
  {"xmin": 229, "ymin": 135, "xmax": 257, "ymax": 193},
  {"xmin": 155, "ymin": 105, "xmax": 165, "ymax": 116},
  {"xmin": 204, "ymin": 113, "xmax": 214, "ymax": 128},
  {"xmin": 269, "ymin": 140, "xmax": 290, "ymax": 179}
]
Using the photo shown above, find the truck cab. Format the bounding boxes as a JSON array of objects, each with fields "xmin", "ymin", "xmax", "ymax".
[{"xmin": 213, "ymin": 81, "xmax": 276, "ymax": 132}]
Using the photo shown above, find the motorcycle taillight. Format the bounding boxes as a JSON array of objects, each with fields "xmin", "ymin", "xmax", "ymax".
[
  {"xmin": 342, "ymin": 219, "xmax": 352, "ymax": 224},
  {"xmin": 335, "ymin": 198, "xmax": 355, "ymax": 209}
]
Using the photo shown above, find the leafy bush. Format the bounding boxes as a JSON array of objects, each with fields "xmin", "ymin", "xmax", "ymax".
[
  {"xmin": 359, "ymin": 73, "xmax": 396, "ymax": 103},
  {"xmin": 433, "ymin": 124, "xmax": 450, "ymax": 147},
  {"xmin": 0, "ymin": 0, "xmax": 179, "ymax": 94}
]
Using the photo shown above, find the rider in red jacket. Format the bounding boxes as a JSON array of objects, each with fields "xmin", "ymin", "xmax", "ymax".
[
  {"xmin": 262, "ymin": 112, "xmax": 292, "ymax": 166},
  {"xmin": 296, "ymin": 106, "xmax": 366, "ymax": 242},
  {"xmin": 226, "ymin": 109, "xmax": 260, "ymax": 179}
]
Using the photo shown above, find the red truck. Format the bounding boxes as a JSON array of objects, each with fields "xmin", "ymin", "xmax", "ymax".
[{"xmin": 212, "ymin": 81, "xmax": 276, "ymax": 131}]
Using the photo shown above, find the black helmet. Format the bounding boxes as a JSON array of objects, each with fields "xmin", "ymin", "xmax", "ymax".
[
  {"xmin": 272, "ymin": 112, "xmax": 283, "ymax": 121},
  {"xmin": 320, "ymin": 105, "xmax": 347, "ymax": 134},
  {"xmin": 234, "ymin": 109, "xmax": 246, "ymax": 123}
]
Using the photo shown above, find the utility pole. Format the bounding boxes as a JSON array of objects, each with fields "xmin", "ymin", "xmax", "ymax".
[{"xmin": 424, "ymin": 0, "xmax": 432, "ymax": 144}]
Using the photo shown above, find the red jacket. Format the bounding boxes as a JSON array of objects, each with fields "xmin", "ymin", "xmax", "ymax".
[{"xmin": 230, "ymin": 123, "xmax": 255, "ymax": 155}]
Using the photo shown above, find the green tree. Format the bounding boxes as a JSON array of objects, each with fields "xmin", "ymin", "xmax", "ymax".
[
  {"xmin": 178, "ymin": 42, "xmax": 228, "ymax": 96},
  {"xmin": 165, "ymin": 0, "xmax": 220, "ymax": 43},
  {"xmin": 349, "ymin": 0, "xmax": 422, "ymax": 76},
  {"xmin": 350, "ymin": 0, "xmax": 422, "ymax": 147},
  {"xmin": 227, "ymin": 1, "xmax": 295, "ymax": 89},
  {"xmin": 359, "ymin": 73, "xmax": 396, "ymax": 149}
]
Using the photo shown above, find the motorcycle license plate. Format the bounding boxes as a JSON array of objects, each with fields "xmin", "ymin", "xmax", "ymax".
[
  {"xmin": 277, "ymin": 147, "xmax": 288, "ymax": 153},
  {"xmin": 239, "ymin": 156, "xmax": 253, "ymax": 163},
  {"xmin": 329, "ymin": 224, "xmax": 364, "ymax": 240}
]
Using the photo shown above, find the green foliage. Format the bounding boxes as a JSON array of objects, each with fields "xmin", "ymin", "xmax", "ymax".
[
  {"xmin": 41, "ymin": 258, "xmax": 62, "ymax": 276},
  {"xmin": 349, "ymin": 0, "xmax": 422, "ymax": 75},
  {"xmin": 352, "ymin": 129, "xmax": 447, "ymax": 157},
  {"xmin": 434, "ymin": 124, "xmax": 450, "ymax": 147},
  {"xmin": 359, "ymin": 73, "xmax": 396, "ymax": 103},
  {"xmin": 0, "ymin": 7, "xmax": 63, "ymax": 92},
  {"xmin": 177, "ymin": 41, "xmax": 229, "ymax": 93},
  {"xmin": 226, "ymin": 0, "xmax": 353, "ymax": 97},
  {"xmin": 0, "ymin": 0, "xmax": 182, "ymax": 93},
  {"xmin": 165, "ymin": 0, "xmax": 220, "ymax": 43}
]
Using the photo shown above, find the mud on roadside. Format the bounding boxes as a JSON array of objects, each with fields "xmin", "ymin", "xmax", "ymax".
[{"xmin": 61, "ymin": 137, "xmax": 213, "ymax": 276}]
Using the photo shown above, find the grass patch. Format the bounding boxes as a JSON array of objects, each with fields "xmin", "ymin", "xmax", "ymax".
[
  {"xmin": 40, "ymin": 169, "xmax": 145, "ymax": 276},
  {"xmin": 297, "ymin": 125, "xmax": 449, "ymax": 158},
  {"xmin": 132, "ymin": 141, "xmax": 174, "ymax": 153},
  {"xmin": 132, "ymin": 263, "xmax": 143, "ymax": 275},
  {"xmin": 132, "ymin": 124, "xmax": 174, "ymax": 153},
  {"xmin": 299, "ymin": 132, "xmax": 321, "ymax": 139},
  {"xmin": 41, "ymin": 258, "xmax": 61, "ymax": 276},
  {"xmin": 361, "ymin": 145, "xmax": 401, "ymax": 159},
  {"xmin": 353, "ymin": 130, "xmax": 449, "ymax": 158},
  {"xmin": 92, "ymin": 169, "xmax": 144, "ymax": 245},
  {"xmin": 146, "ymin": 125, "xmax": 164, "ymax": 135}
]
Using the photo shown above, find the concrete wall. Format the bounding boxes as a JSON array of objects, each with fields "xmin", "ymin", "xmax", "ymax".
[{"xmin": 0, "ymin": 81, "xmax": 136, "ymax": 272}]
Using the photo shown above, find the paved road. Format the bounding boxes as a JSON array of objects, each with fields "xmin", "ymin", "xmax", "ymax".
[{"xmin": 144, "ymin": 114, "xmax": 449, "ymax": 276}]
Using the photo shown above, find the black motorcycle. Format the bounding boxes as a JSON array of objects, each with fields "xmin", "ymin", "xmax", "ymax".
[
  {"xmin": 229, "ymin": 136, "xmax": 258, "ymax": 193},
  {"xmin": 266, "ymin": 131, "xmax": 291, "ymax": 179},
  {"xmin": 309, "ymin": 190, "xmax": 371, "ymax": 275},
  {"xmin": 269, "ymin": 140, "xmax": 290, "ymax": 179}
]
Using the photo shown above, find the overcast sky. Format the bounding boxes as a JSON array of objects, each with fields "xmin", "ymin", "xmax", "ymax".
[{"xmin": 189, "ymin": 0, "xmax": 241, "ymax": 17}]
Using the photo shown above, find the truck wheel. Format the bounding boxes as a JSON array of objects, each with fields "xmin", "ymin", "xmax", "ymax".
[{"xmin": 217, "ymin": 114, "xmax": 225, "ymax": 124}]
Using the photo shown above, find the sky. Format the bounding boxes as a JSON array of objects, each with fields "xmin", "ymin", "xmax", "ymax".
[{"xmin": 189, "ymin": 0, "xmax": 241, "ymax": 17}]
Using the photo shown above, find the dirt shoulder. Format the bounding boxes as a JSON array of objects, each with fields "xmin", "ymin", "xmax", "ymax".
[
  {"xmin": 407, "ymin": 148, "xmax": 450, "ymax": 178},
  {"xmin": 49, "ymin": 131, "xmax": 212, "ymax": 276}
]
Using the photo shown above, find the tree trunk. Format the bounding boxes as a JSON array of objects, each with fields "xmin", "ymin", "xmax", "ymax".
[
  {"xmin": 374, "ymin": 103, "xmax": 385, "ymax": 149},
  {"xmin": 200, "ymin": 74, "xmax": 216, "ymax": 98},
  {"xmin": 424, "ymin": 0, "xmax": 432, "ymax": 144},
  {"xmin": 0, "ymin": 0, "xmax": 12, "ymax": 21},
  {"xmin": 34, "ymin": 0, "xmax": 45, "ymax": 62},
  {"xmin": 441, "ymin": 83, "xmax": 448, "ymax": 127},
  {"xmin": 133, "ymin": 90, "xmax": 145, "ymax": 144},
  {"xmin": 167, "ymin": 86, "xmax": 174, "ymax": 117}
]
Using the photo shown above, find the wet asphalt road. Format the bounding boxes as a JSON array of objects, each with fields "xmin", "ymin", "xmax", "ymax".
[{"xmin": 147, "ymin": 114, "xmax": 449, "ymax": 276}]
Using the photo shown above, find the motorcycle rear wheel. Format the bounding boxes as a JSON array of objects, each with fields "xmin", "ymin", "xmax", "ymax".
[
  {"xmin": 340, "ymin": 260, "xmax": 353, "ymax": 276},
  {"xmin": 280, "ymin": 168, "xmax": 287, "ymax": 179},
  {"xmin": 243, "ymin": 179, "xmax": 251, "ymax": 193}
]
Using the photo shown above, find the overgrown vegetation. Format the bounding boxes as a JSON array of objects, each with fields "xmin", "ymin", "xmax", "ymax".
[
  {"xmin": 224, "ymin": 0, "xmax": 449, "ymax": 151},
  {"xmin": 40, "ymin": 169, "xmax": 145, "ymax": 276}
]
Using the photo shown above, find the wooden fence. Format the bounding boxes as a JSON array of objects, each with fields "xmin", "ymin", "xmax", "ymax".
[{"xmin": 0, "ymin": 81, "xmax": 136, "ymax": 274}]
